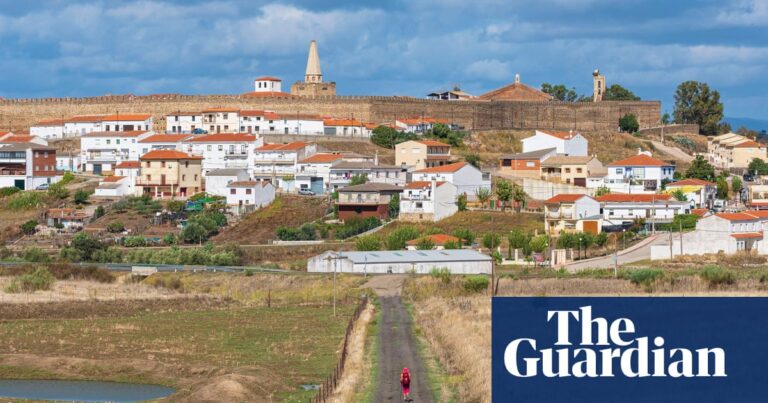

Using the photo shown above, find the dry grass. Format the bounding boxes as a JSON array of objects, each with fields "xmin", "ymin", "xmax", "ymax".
[
  {"xmin": 329, "ymin": 302, "xmax": 375, "ymax": 403},
  {"xmin": 379, "ymin": 210, "xmax": 544, "ymax": 240}
]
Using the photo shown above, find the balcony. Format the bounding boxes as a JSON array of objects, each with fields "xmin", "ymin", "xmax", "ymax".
[
  {"xmin": 253, "ymin": 156, "xmax": 295, "ymax": 164},
  {"xmin": 87, "ymin": 154, "xmax": 122, "ymax": 162},
  {"xmin": 0, "ymin": 169, "xmax": 26, "ymax": 176},
  {"xmin": 225, "ymin": 151, "xmax": 248, "ymax": 159},
  {"xmin": 136, "ymin": 178, "xmax": 178, "ymax": 186}
]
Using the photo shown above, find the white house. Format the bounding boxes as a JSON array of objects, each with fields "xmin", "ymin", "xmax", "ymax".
[
  {"xmin": 166, "ymin": 112, "xmax": 201, "ymax": 134},
  {"xmin": 79, "ymin": 130, "xmax": 153, "ymax": 174},
  {"xmin": 99, "ymin": 114, "xmax": 153, "ymax": 132},
  {"xmin": 0, "ymin": 134, "xmax": 48, "ymax": 146},
  {"xmin": 544, "ymin": 194, "xmax": 603, "ymax": 235},
  {"xmin": 0, "ymin": 143, "xmax": 61, "ymax": 190},
  {"xmin": 604, "ymin": 152, "xmax": 675, "ymax": 194},
  {"xmin": 282, "ymin": 114, "xmax": 325, "ymax": 135},
  {"xmin": 330, "ymin": 161, "xmax": 407, "ymax": 188},
  {"xmin": 252, "ymin": 141, "xmax": 316, "ymax": 190},
  {"xmin": 323, "ymin": 119, "xmax": 373, "ymax": 137},
  {"xmin": 394, "ymin": 117, "xmax": 450, "ymax": 133},
  {"xmin": 137, "ymin": 134, "xmax": 190, "ymax": 155},
  {"xmin": 184, "ymin": 133, "xmax": 261, "ymax": 174},
  {"xmin": 94, "ymin": 175, "xmax": 131, "ymax": 197},
  {"xmin": 411, "ymin": 161, "xmax": 491, "ymax": 200},
  {"xmin": 114, "ymin": 161, "xmax": 141, "ymax": 196},
  {"xmin": 56, "ymin": 153, "xmax": 81, "ymax": 172},
  {"xmin": 596, "ymin": 193, "xmax": 690, "ymax": 227},
  {"xmin": 226, "ymin": 180, "xmax": 276, "ymax": 215},
  {"xmin": 296, "ymin": 153, "xmax": 344, "ymax": 193},
  {"xmin": 239, "ymin": 110, "xmax": 282, "ymax": 134},
  {"xmin": 64, "ymin": 115, "xmax": 106, "ymax": 136},
  {"xmin": 254, "ymin": 76, "xmax": 282, "ymax": 93},
  {"xmin": 663, "ymin": 178, "xmax": 717, "ymax": 209},
  {"xmin": 205, "ymin": 168, "xmax": 249, "ymax": 197},
  {"xmin": 400, "ymin": 181, "xmax": 458, "ymax": 222},
  {"xmin": 308, "ymin": 249, "xmax": 492, "ymax": 274},
  {"xmin": 201, "ymin": 108, "xmax": 240, "ymax": 134},
  {"xmin": 30, "ymin": 119, "xmax": 66, "ymax": 139},
  {"xmin": 521, "ymin": 129, "xmax": 588, "ymax": 156}
]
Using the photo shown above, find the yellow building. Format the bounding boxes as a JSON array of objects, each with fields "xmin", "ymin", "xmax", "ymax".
[
  {"xmin": 395, "ymin": 140, "xmax": 452, "ymax": 170},
  {"xmin": 540, "ymin": 155, "xmax": 603, "ymax": 186},
  {"xmin": 137, "ymin": 150, "xmax": 203, "ymax": 199},
  {"xmin": 707, "ymin": 132, "xmax": 767, "ymax": 170}
]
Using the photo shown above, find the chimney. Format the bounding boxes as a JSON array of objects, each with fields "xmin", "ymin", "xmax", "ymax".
[{"xmin": 514, "ymin": 73, "xmax": 520, "ymax": 84}]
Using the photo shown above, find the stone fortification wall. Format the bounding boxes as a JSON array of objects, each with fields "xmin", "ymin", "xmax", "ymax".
[{"xmin": 0, "ymin": 94, "xmax": 660, "ymax": 133}]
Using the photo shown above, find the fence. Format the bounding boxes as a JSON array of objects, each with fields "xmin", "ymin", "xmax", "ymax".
[{"xmin": 309, "ymin": 297, "xmax": 369, "ymax": 403}]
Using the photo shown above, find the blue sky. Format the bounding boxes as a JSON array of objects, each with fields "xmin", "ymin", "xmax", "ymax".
[{"xmin": 0, "ymin": 0, "xmax": 767, "ymax": 120}]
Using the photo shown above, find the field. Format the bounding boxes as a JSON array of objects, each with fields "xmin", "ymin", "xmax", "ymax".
[
  {"xmin": 213, "ymin": 195, "xmax": 330, "ymax": 245},
  {"xmin": 378, "ymin": 210, "xmax": 544, "ymax": 240},
  {"xmin": 0, "ymin": 270, "xmax": 368, "ymax": 401}
]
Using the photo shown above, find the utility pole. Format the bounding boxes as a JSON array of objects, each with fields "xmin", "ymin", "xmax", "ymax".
[
  {"xmin": 679, "ymin": 220, "xmax": 683, "ymax": 255},
  {"xmin": 669, "ymin": 229, "xmax": 673, "ymax": 259}
]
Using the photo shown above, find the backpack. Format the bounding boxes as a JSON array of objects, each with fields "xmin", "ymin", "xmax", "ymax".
[{"xmin": 402, "ymin": 372, "xmax": 411, "ymax": 385}]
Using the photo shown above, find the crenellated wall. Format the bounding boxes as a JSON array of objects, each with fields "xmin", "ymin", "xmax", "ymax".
[{"xmin": 0, "ymin": 94, "xmax": 660, "ymax": 133}]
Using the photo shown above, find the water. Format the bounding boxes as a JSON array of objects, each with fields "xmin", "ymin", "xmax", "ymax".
[{"xmin": 0, "ymin": 379, "xmax": 175, "ymax": 402}]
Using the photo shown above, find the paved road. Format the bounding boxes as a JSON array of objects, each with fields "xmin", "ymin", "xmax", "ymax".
[
  {"xmin": 366, "ymin": 276, "xmax": 432, "ymax": 403},
  {"xmin": 566, "ymin": 234, "xmax": 669, "ymax": 271},
  {"xmin": 650, "ymin": 140, "xmax": 694, "ymax": 162}
]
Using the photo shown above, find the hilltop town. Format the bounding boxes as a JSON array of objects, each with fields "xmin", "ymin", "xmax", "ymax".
[{"xmin": 1, "ymin": 39, "xmax": 767, "ymax": 402}]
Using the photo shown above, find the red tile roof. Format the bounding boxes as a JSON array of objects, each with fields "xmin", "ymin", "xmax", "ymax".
[
  {"xmin": 102, "ymin": 176, "xmax": 125, "ymax": 183},
  {"xmin": 666, "ymin": 178, "xmax": 716, "ymax": 187},
  {"xmin": 0, "ymin": 135, "xmax": 35, "ymax": 143},
  {"xmin": 406, "ymin": 234, "xmax": 459, "ymax": 246},
  {"xmin": 730, "ymin": 232, "xmax": 763, "ymax": 239},
  {"xmin": 731, "ymin": 140, "xmax": 762, "ymax": 148},
  {"xmin": 417, "ymin": 140, "xmax": 451, "ymax": 147},
  {"xmin": 415, "ymin": 161, "xmax": 467, "ymax": 173},
  {"xmin": 299, "ymin": 153, "xmax": 343, "ymax": 164},
  {"xmin": 545, "ymin": 194, "xmax": 591, "ymax": 204},
  {"xmin": 538, "ymin": 129, "xmax": 579, "ymax": 140},
  {"xmin": 240, "ymin": 109, "xmax": 282, "ymax": 119},
  {"xmin": 101, "ymin": 114, "xmax": 152, "ymax": 121},
  {"xmin": 255, "ymin": 76, "xmax": 282, "ymax": 81},
  {"xmin": 165, "ymin": 111, "xmax": 199, "ymax": 116},
  {"xmin": 324, "ymin": 118, "xmax": 369, "ymax": 127},
  {"xmin": 608, "ymin": 154, "xmax": 672, "ymax": 167},
  {"xmin": 691, "ymin": 208, "xmax": 710, "ymax": 217},
  {"xmin": 256, "ymin": 141, "xmax": 308, "ymax": 151},
  {"xmin": 82, "ymin": 130, "xmax": 149, "ymax": 138},
  {"xmin": 64, "ymin": 115, "xmax": 107, "ymax": 123},
  {"xmin": 115, "ymin": 161, "xmax": 141, "ymax": 168},
  {"xmin": 715, "ymin": 212, "xmax": 760, "ymax": 222},
  {"xmin": 744, "ymin": 210, "xmax": 768, "ymax": 219},
  {"xmin": 138, "ymin": 134, "xmax": 190, "ymax": 143},
  {"xmin": 405, "ymin": 181, "xmax": 447, "ymax": 189},
  {"xmin": 140, "ymin": 150, "xmax": 202, "ymax": 160},
  {"xmin": 33, "ymin": 119, "xmax": 66, "ymax": 126},
  {"xmin": 596, "ymin": 194, "xmax": 672, "ymax": 203},
  {"xmin": 185, "ymin": 133, "xmax": 257, "ymax": 142}
]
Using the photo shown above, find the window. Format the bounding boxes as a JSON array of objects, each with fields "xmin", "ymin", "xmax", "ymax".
[
  {"xmin": 182, "ymin": 174, "xmax": 186, "ymax": 181},
  {"xmin": 565, "ymin": 168, "xmax": 571, "ymax": 173},
  {"xmin": 145, "ymin": 161, "xmax": 151, "ymax": 167},
  {"xmin": 106, "ymin": 139, "xmax": 111, "ymax": 145},
  {"xmin": 526, "ymin": 161, "xmax": 535, "ymax": 167},
  {"xmin": 224, "ymin": 125, "xmax": 229, "ymax": 131},
  {"xmin": 416, "ymin": 202, "xmax": 423, "ymax": 208},
  {"xmin": 230, "ymin": 189, "xmax": 236, "ymax": 195},
  {"xmin": 218, "ymin": 145, "xmax": 223, "ymax": 151},
  {"xmin": 207, "ymin": 145, "xmax": 212, "ymax": 151},
  {"xmin": 222, "ymin": 113, "xmax": 228, "ymax": 119},
  {"xmin": 161, "ymin": 161, "xmax": 166, "ymax": 168},
  {"xmin": 185, "ymin": 161, "xmax": 189, "ymax": 168},
  {"xmin": 146, "ymin": 175, "xmax": 151, "ymax": 181},
  {"xmin": 116, "ymin": 139, "xmax": 120, "ymax": 145},
  {"xmin": 246, "ymin": 189, "xmax": 252, "ymax": 195},
  {"xmin": 194, "ymin": 174, "xmax": 198, "ymax": 181},
  {"xmin": 616, "ymin": 168, "xmax": 623, "ymax": 175},
  {"xmin": 576, "ymin": 168, "xmax": 582, "ymax": 173}
]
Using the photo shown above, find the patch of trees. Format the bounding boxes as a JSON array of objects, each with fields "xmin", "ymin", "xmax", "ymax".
[{"xmin": 673, "ymin": 81, "xmax": 725, "ymax": 135}]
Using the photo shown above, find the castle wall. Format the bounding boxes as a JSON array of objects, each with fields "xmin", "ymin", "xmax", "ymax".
[{"xmin": 0, "ymin": 94, "xmax": 660, "ymax": 133}]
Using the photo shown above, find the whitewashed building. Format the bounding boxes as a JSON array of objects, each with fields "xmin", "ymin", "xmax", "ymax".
[
  {"xmin": 604, "ymin": 152, "xmax": 675, "ymax": 194},
  {"xmin": 252, "ymin": 141, "xmax": 316, "ymax": 190},
  {"xmin": 544, "ymin": 194, "xmax": 603, "ymax": 235},
  {"xmin": 254, "ymin": 76, "xmax": 282, "ymax": 93},
  {"xmin": 596, "ymin": 193, "xmax": 689, "ymax": 226},
  {"xmin": 166, "ymin": 112, "xmax": 201, "ymax": 134},
  {"xmin": 80, "ymin": 131, "xmax": 153, "ymax": 174},
  {"xmin": 296, "ymin": 153, "xmax": 344, "ymax": 193},
  {"xmin": 0, "ymin": 143, "xmax": 61, "ymax": 190},
  {"xmin": 226, "ymin": 180, "xmax": 276, "ymax": 215},
  {"xmin": 400, "ymin": 181, "xmax": 458, "ymax": 222},
  {"xmin": 323, "ymin": 119, "xmax": 373, "ymax": 137},
  {"xmin": 114, "ymin": 161, "xmax": 141, "ymax": 196},
  {"xmin": 411, "ymin": 161, "xmax": 491, "ymax": 200},
  {"xmin": 521, "ymin": 129, "xmax": 588, "ymax": 156},
  {"xmin": 205, "ymin": 168, "xmax": 249, "ymax": 197},
  {"xmin": 100, "ymin": 114, "xmax": 153, "ymax": 132},
  {"xmin": 239, "ymin": 110, "xmax": 281, "ymax": 134},
  {"xmin": 308, "ymin": 250, "xmax": 492, "ymax": 274},
  {"xmin": 94, "ymin": 175, "xmax": 131, "ymax": 197},
  {"xmin": 201, "ymin": 108, "xmax": 240, "ymax": 134},
  {"xmin": 30, "ymin": 119, "xmax": 66, "ymax": 139},
  {"xmin": 184, "ymin": 133, "xmax": 261, "ymax": 174},
  {"xmin": 137, "ymin": 134, "xmax": 190, "ymax": 155}
]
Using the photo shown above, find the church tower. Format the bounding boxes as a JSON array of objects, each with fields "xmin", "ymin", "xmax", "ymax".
[
  {"xmin": 292, "ymin": 40, "xmax": 336, "ymax": 97},
  {"xmin": 592, "ymin": 69, "xmax": 605, "ymax": 102}
]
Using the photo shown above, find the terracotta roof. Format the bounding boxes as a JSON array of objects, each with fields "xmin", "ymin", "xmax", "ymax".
[
  {"xmin": 241, "ymin": 91, "xmax": 294, "ymax": 98},
  {"xmin": 338, "ymin": 183, "xmax": 403, "ymax": 193},
  {"xmin": 102, "ymin": 176, "xmax": 125, "ymax": 183},
  {"xmin": 417, "ymin": 140, "xmax": 450, "ymax": 147},
  {"xmin": 33, "ymin": 119, "xmax": 66, "ymax": 126},
  {"xmin": 596, "ymin": 194, "xmax": 673, "ymax": 203},
  {"xmin": 406, "ymin": 234, "xmax": 460, "ymax": 246},
  {"xmin": 138, "ymin": 134, "xmax": 190, "ymax": 143},
  {"xmin": 479, "ymin": 81, "xmax": 552, "ymax": 101},
  {"xmin": 537, "ymin": 130, "xmax": 579, "ymax": 140},
  {"xmin": 64, "ymin": 115, "xmax": 107, "ymax": 123},
  {"xmin": 82, "ymin": 130, "xmax": 149, "ymax": 138},
  {"xmin": 140, "ymin": 150, "xmax": 202, "ymax": 160},
  {"xmin": 730, "ymin": 232, "xmax": 763, "ymax": 239},
  {"xmin": 101, "ymin": 114, "xmax": 152, "ymax": 121},
  {"xmin": 256, "ymin": 141, "xmax": 308, "ymax": 151},
  {"xmin": 202, "ymin": 107, "xmax": 240, "ymax": 113},
  {"xmin": 239, "ymin": 110, "xmax": 282, "ymax": 119},
  {"xmin": 165, "ymin": 111, "xmax": 199, "ymax": 116},
  {"xmin": 607, "ymin": 154, "xmax": 672, "ymax": 167},
  {"xmin": 732, "ymin": 140, "xmax": 762, "ymax": 148},
  {"xmin": 324, "ymin": 118, "xmax": 365, "ymax": 127},
  {"xmin": 743, "ymin": 210, "xmax": 768, "ymax": 219},
  {"xmin": 227, "ymin": 180, "xmax": 270, "ymax": 188},
  {"xmin": 415, "ymin": 161, "xmax": 467, "ymax": 173},
  {"xmin": 299, "ymin": 153, "xmax": 344, "ymax": 164},
  {"xmin": 666, "ymin": 178, "xmax": 716, "ymax": 187},
  {"xmin": 184, "ymin": 133, "xmax": 257, "ymax": 142},
  {"xmin": 0, "ymin": 135, "xmax": 35, "ymax": 143},
  {"xmin": 406, "ymin": 181, "xmax": 447, "ymax": 189},
  {"xmin": 691, "ymin": 208, "xmax": 710, "ymax": 217},
  {"xmin": 545, "ymin": 194, "xmax": 591, "ymax": 204},
  {"xmin": 714, "ymin": 212, "xmax": 760, "ymax": 222},
  {"xmin": 115, "ymin": 161, "xmax": 141, "ymax": 168},
  {"xmin": 255, "ymin": 76, "xmax": 282, "ymax": 82}
]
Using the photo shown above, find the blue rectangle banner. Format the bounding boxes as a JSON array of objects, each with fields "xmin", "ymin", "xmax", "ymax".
[{"xmin": 492, "ymin": 297, "xmax": 768, "ymax": 403}]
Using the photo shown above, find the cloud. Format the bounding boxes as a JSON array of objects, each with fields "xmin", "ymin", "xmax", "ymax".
[
  {"xmin": 465, "ymin": 59, "xmax": 512, "ymax": 81},
  {"xmin": 716, "ymin": 0, "xmax": 768, "ymax": 26}
]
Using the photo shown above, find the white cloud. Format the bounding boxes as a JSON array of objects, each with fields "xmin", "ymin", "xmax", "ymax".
[
  {"xmin": 716, "ymin": 0, "xmax": 768, "ymax": 26},
  {"xmin": 465, "ymin": 59, "xmax": 512, "ymax": 81}
]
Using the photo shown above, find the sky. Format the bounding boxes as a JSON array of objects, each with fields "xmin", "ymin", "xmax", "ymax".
[{"xmin": 0, "ymin": 0, "xmax": 767, "ymax": 120}]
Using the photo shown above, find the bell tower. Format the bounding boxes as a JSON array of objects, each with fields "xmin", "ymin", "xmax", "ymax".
[
  {"xmin": 593, "ymin": 69, "xmax": 605, "ymax": 102},
  {"xmin": 291, "ymin": 39, "xmax": 336, "ymax": 97}
]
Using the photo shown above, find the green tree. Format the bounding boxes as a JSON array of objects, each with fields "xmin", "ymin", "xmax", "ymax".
[
  {"xmin": 181, "ymin": 222, "xmax": 208, "ymax": 244},
  {"xmin": 167, "ymin": 200, "xmax": 185, "ymax": 213},
  {"xmin": 481, "ymin": 233, "xmax": 501, "ymax": 251},
  {"xmin": 464, "ymin": 153, "xmax": 481, "ymax": 167},
  {"xmin": 661, "ymin": 112, "xmax": 671, "ymax": 125},
  {"xmin": 619, "ymin": 113, "xmax": 640, "ymax": 133},
  {"xmin": 748, "ymin": 158, "xmax": 768, "ymax": 175},
  {"xmin": 507, "ymin": 229, "xmax": 529, "ymax": 259},
  {"xmin": 475, "ymin": 187, "xmax": 491, "ymax": 209},
  {"xmin": 70, "ymin": 233, "xmax": 105, "ymax": 261},
  {"xmin": 457, "ymin": 193, "xmax": 468, "ymax": 211},
  {"xmin": 716, "ymin": 176, "xmax": 729, "ymax": 199},
  {"xmin": 529, "ymin": 235, "xmax": 548, "ymax": 253},
  {"xmin": 94, "ymin": 205, "xmax": 106, "ymax": 219},
  {"xmin": 512, "ymin": 184, "xmax": 526, "ymax": 212},
  {"xmin": 452, "ymin": 228, "xmax": 475, "ymax": 247},
  {"xmin": 388, "ymin": 193, "xmax": 400, "ymax": 218},
  {"xmin": 355, "ymin": 235, "xmax": 382, "ymax": 251},
  {"xmin": 736, "ymin": 126, "xmax": 760, "ymax": 140},
  {"xmin": 47, "ymin": 183, "xmax": 69, "ymax": 199},
  {"xmin": 416, "ymin": 237, "xmax": 435, "ymax": 250},
  {"xmin": 604, "ymin": 84, "xmax": 640, "ymax": 101},
  {"xmin": 495, "ymin": 181, "xmax": 512, "ymax": 211},
  {"xmin": 595, "ymin": 186, "xmax": 611, "ymax": 197},
  {"xmin": 349, "ymin": 174, "xmax": 368, "ymax": 186},
  {"xmin": 670, "ymin": 188, "xmax": 688, "ymax": 202},
  {"xmin": 73, "ymin": 189, "xmax": 91, "ymax": 204},
  {"xmin": 685, "ymin": 155, "xmax": 715, "ymax": 180},
  {"xmin": 673, "ymin": 81, "xmax": 724, "ymax": 135},
  {"xmin": 371, "ymin": 125, "xmax": 413, "ymax": 149},
  {"xmin": 556, "ymin": 233, "xmax": 578, "ymax": 249},
  {"xmin": 20, "ymin": 220, "xmax": 37, "ymax": 235},
  {"xmin": 385, "ymin": 226, "xmax": 420, "ymax": 250},
  {"xmin": 731, "ymin": 176, "xmax": 743, "ymax": 194},
  {"xmin": 540, "ymin": 83, "xmax": 578, "ymax": 102},
  {"xmin": 443, "ymin": 240, "xmax": 461, "ymax": 250}
]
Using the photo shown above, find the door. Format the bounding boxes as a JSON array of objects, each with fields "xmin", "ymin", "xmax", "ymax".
[
  {"xmin": 310, "ymin": 178, "xmax": 324, "ymax": 194},
  {"xmin": 583, "ymin": 221, "xmax": 598, "ymax": 235},
  {"xmin": 573, "ymin": 178, "xmax": 586, "ymax": 187},
  {"xmin": 13, "ymin": 179, "xmax": 24, "ymax": 190},
  {"xmin": 93, "ymin": 164, "xmax": 102, "ymax": 175}
]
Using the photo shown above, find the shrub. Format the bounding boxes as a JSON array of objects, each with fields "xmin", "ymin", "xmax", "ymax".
[
  {"xmin": 700, "ymin": 265, "xmax": 736, "ymax": 288},
  {"xmin": 443, "ymin": 240, "xmax": 461, "ymax": 250},
  {"xmin": 123, "ymin": 236, "xmax": 147, "ymax": 247},
  {"xmin": 595, "ymin": 232, "xmax": 609, "ymax": 247},
  {"xmin": 166, "ymin": 200, "xmax": 185, "ymax": 213},
  {"xmin": 626, "ymin": 268, "xmax": 664, "ymax": 292},
  {"xmin": 73, "ymin": 189, "xmax": 91, "ymax": 204},
  {"xmin": 91, "ymin": 247, "xmax": 124, "ymax": 263},
  {"xmin": 619, "ymin": 113, "xmax": 639, "ymax": 133},
  {"xmin": 356, "ymin": 234, "xmax": 382, "ymax": 251},
  {"xmin": 60, "ymin": 171, "xmax": 75, "ymax": 185},
  {"xmin": 457, "ymin": 193, "xmax": 467, "ymax": 211},
  {"xmin": 430, "ymin": 268, "xmax": 452, "ymax": 284},
  {"xmin": 386, "ymin": 226, "xmax": 421, "ymax": 249},
  {"xmin": 6, "ymin": 192, "xmax": 43, "ymax": 210},
  {"xmin": 5, "ymin": 267, "xmax": 55, "ymax": 293},
  {"xmin": 69, "ymin": 233, "xmax": 106, "ymax": 261},
  {"xmin": 334, "ymin": 217, "xmax": 381, "ymax": 239},
  {"xmin": 244, "ymin": 268, "xmax": 255, "ymax": 277},
  {"xmin": 20, "ymin": 220, "xmax": 38, "ymax": 235},
  {"xmin": 163, "ymin": 233, "xmax": 177, "ymax": 246},
  {"xmin": 106, "ymin": 222, "xmax": 125, "ymax": 233},
  {"xmin": 94, "ymin": 205, "xmax": 106, "ymax": 219},
  {"xmin": 463, "ymin": 275, "xmax": 489, "ymax": 293},
  {"xmin": 22, "ymin": 247, "xmax": 50, "ymax": 263},
  {"xmin": 416, "ymin": 237, "xmax": 435, "ymax": 250},
  {"xmin": 47, "ymin": 183, "xmax": 69, "ymax": 199},
  {"xmin": 0, "ymin": 186, "xmax": 21, "ymax": 198},
  {"xmin": 452, "ymin": 228, "xmax": 476, "ymax": 246}
]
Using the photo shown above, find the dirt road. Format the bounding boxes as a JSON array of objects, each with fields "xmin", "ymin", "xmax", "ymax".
[
  {"xmin": 366, "ymin": 275, "xmax": 433, "ymax": 403},
  {"xmin": 566, "ymin": 234, "xmax": 667, "ymax": 271}
]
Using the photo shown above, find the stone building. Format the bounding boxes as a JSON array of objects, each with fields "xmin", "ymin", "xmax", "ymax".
[
  {"xmin": 291, "ymin": 40, "xmax": 336, "ymax": 97},
  {"xmin": 479, "ymin": 74, "xmax": 552, "ymax": 101}
]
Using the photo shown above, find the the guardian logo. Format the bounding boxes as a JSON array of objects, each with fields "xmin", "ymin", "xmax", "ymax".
[{"xmin": 504, "ymin": 306, "xmax": 727, "ymax": 378}]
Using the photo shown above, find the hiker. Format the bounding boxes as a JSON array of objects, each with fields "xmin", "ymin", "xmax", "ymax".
[{"xmin": 400, "ymin": 367, "xmax": 411, "ymax": 401}]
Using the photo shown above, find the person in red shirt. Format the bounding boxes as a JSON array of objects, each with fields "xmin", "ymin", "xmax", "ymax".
[{"xmin": 400, "ymin": 367, "xmax": 411, "ymax": 401}]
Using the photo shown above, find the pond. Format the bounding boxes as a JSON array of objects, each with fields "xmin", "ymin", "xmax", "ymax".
[{"xmin": 0, "ymin": 379, "xmax": 175, "ymax": 402}]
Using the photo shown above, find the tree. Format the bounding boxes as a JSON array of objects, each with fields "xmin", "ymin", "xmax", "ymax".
[
  {"xmin": 475, "ymin": 187, "xmax": 491, "ymax": 209},
  {"xmin": 673, "ymin": 81, "xmax": 724, "ymax": 135},
  {"xmin": 181, "ymin": 222, "xmax": 207, "ymax": 244},
  {"xmin": 556, "ymin": 233, "xmax": 578, "ymax": 249},
  {"xmin": 70, "ymin": 233, "xmax": 105, "ymax": 261},
  {"xmin": 685, "ymin": 155, "xmax": 715, "ymax": 181},
  {"xmin": 385, "ymin": 226, "xmax": 420, "ymax": 250},
  {"xmin": 452, "ymin": 228, "xmax": 475, "ymax": 247},
  {"xmin": 443, "ymin": 240, "xmax": 461, "ymax": 250},
  {"xmin": 529, "ymin": 235, "xmax": 548, "ymax": 253},
  {"xmin": 426, "ymin": 123, "xmax": 465, "ymax": 147},
  {"xmin": 540, "ymin": 83, "xmax": 578, "ymax": 102},
  {"xmin": 416, "ymin": 237, "xmax": 435, "ymax": 250},
  {"xmin": 20, "ymin": 220, "xmax": 37, "ymax": 235},
  {"xmin": 167, "ymin": 200, "xmax": 185, "ymax": 213},
  {"xmin": 507, "ymin": 229, "xmax": 529, "ymax": 259},
  {"xmin": 371, "ymin": 125, "xmax": 414, "ymax": 149},
  {"xmin": 619, "ymin": 113, "xmax": 639, "ymax": 133},
  {"xmin": 731, "ymin": 176, "xmax": 743, "ymax": 194},
  {"xmin": 464, "ymin": 153, "xmax": 481, "ymax": 167},
  {"xmin": 355, "ymin": 235, "xmax": 381, "ymax": 251},
  {"xmin": 595, "ymin": 186, "xmax": 611, "ymax": 197},
  {"xmin": 388, "ymin": 193, "xmax": 400, "ymax": 218},
  {"xmin": 661, "ymin": 113, "xmax": 671, "ymax": 125},
  {"xmin": 736, "ymin": 126, "xmax": 760, "ymax": 140},
  {"xmin": 481, "ymin": 233, "xmax": 501, "ymax": 251},
  {"xmin": 603, "ymin": 84, "xmax": 640, "ymax": 101},
  {"xmin": 106, "ymin": 222, "xmax": 125, "ymax": 233},
  {"xmin": 94, "ymin": 205, "xmax": 105, "ymax": 219},
  {"xmin": 512, "ymin": 184, "xmax": 526, "ymax": 212},
  {"xmin": 349, "ymin": 174, "xmax": 368, "ymax": 186},
  {"xmin": 670, "ymin": 188, "xmax": 688, "ymax": 202},
  {"xmin": 47, "ymin": 183, "xmax": 69, "ymax": 199},
  {"xmin": 749, "ymin": 158, "xmax": 768, "ymax": 175},
  {"xmin": 716, "ymin": 176, "xmax": 729, "ymax": 199},
  {"xmin": 74, "ymin": 189, "xmax": 90, "ymax": 204},
  {"xmin": 457, "ymin": 193, "xmax": 468, "ymax": 211},
  {"xmin": 495, "ymin": 181, "xmax": 512, "ymax": 210}
]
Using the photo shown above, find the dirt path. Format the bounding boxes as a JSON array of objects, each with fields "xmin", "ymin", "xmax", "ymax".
[
  {"xmin": 366, "ymin": 275, "xmax": 433, "ymax": 403},
  {"xmin": 650, "ymin": 140, "xmax": 694, "ymax": 162}
]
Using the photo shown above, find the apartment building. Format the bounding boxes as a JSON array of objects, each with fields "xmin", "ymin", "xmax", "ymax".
[
  {"xmin": 80, "ymin": 131, "xmax": 153, "ymax": 174},
  {"xmin": 395, "ymin": 140, "xmax": 453, "ymax": 170},
  {"xmin": 226, "ymin": 180, "xmax": 276, "ymax": 215},
  {"xmin": 707, "ymin": 132, "xmax": 767, "ymax": 170},
  {"xmin": 604, "ymin": 152, "xmax": 675, "ymax": 194},
  {"xmin": 252, "ymin": 141, "xmax": 316, "ymax": 190},
  {"xmin": 165, "ymin": 112, "xmax": 201, "ymax": 133},
  {"xmin": 137, "ymin": 150, "xmax": 203, "ymax": 199},
  {"xmin": 0, "ymin": 143, "xmax": 60, "ymax": 189},
  {"xmin": 202, "ymin": 108, "xmax": 240, "ymax": 134},
  {"xmin": 184, "ymin": 133, "xmax": 261, "ymax": 174},
  {"xmin": 399, "ymin": 181, "xmax": 458, "ymax": 222},
  {"xmin": 137, "ymin": 134, "xmax": 190, "ymax": 155},
  {"xmin": 337, "ymin": 183, "xmax": 403, "ymax": 221},
  {"xmin": 410, "ymin": 161, "xmax": 491, "ymax": 200},
  {"xmin": 323, "ymin": 119, "xmax": 373, "ymax": 137}
]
